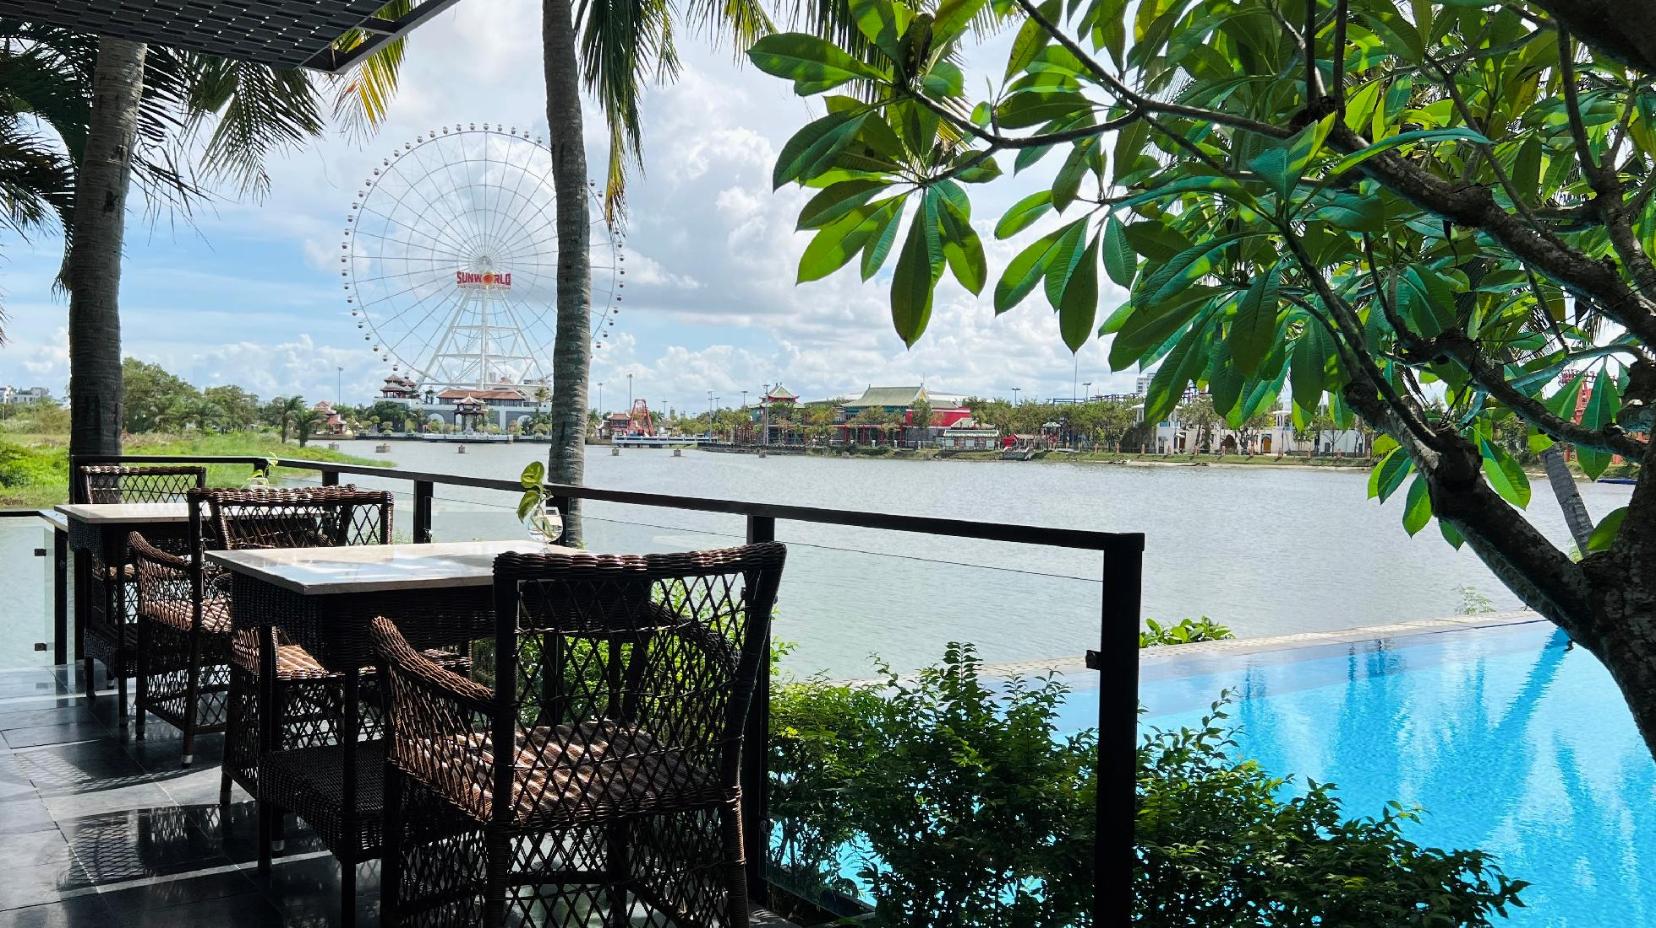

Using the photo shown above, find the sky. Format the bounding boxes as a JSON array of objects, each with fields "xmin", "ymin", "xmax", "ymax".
[{"xmin": 0, "ymin": 0, "xmax": 1135, "ymax": 415}]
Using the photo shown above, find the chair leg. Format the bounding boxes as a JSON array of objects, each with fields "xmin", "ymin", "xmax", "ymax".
[
  {"xmin": 134, "ymin": 621, "xmax": 148, "ymax": 741},
  {"xmin": 180, "ymin": 632, "xmax": 202, "ymax": 766},
  {"xmin": 220, "ymin": 665, "xmax": 240, "ymax": 809},
  {"xmin": 721, "ymin": 801, "xmax": 752, "ymax": 928},
  {"xmin": 257, "ymin": 797, "xmax": 275, "ymax": 874},
  {"xmin": 83, "ymin": 657, "xmax": 95, "ymax": 702},
  {"xmin": 484, "ymin": 830, "xmax": 509, "ymax": 927},
  {"xmin": 340, "ymin": 857, "xmax": 357, "ymax": 928},
  {"xmin": 605, "ymin": 821, "xmax": 630, "ymax": 928},
  {"xmin": 381, "ymin": 767, "xmax": 404, "ymax": 928}
]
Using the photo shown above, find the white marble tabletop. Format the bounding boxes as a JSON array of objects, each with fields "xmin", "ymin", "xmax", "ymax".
[
  {"xmin": 55, "ymin": 502, "xmax": 190, "ymax": 524},
  {"xmin": 206, "ymin": 540, "xmax": 576, "ymax": 595}
]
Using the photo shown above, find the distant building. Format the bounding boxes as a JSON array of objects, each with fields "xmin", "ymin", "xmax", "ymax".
[
  {"xmin": 0, "ymin": 386, "xmax": 52, "ymax": 405},
  {"xmin": 370, "ymin": 373, "xmax": 549, "ymax": 431},
  {"xmin": 937, "ymin": 418, "xmax": 1000, "ymax": 451},
  {"xmin": 838, "ymin": 385, "xmax": 972, "ymax": 445},
  {"xmin": 313, "ymin": 401, "xmax": 348, "ymax": 436}
]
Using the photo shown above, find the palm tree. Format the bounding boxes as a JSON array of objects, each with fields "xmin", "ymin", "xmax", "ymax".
[
  {"xmin": 38, "ymin": 14, "xmax": 409, "ymax": 465},
  {"xmin": 274, "ymin": 395, "xmax": 308, "ymax": 444},
  {"xmin": 540, "ymin": 0, "xmax": 836, "ymax": 540},
  {"xmin": 292, "ymin": 408, "xmax": 322, "ymax": 447}
]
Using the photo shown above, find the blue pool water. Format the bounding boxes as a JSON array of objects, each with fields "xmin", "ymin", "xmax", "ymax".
[{"xmin": 1066, "ymin": 622, "xmax": 1656, "ymax": 926}]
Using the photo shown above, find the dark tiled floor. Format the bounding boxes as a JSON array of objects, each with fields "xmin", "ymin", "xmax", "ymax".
[{"xmin": 0, "ymin": 664, "xmax": 800, "ymax": 927}]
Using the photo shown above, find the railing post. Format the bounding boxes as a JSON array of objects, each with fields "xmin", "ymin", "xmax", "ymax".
[
  {"xmin": 548, "ymin": 493, "xmax": 571, "ymax": 546},
  {"xmin": 742, "ymin": 514, "xmax": 775, "ymax": 907},
  {"xmin": 1090, "ymin": 538, "xmax": 1143, "ymax": 927},
  {"xmin": 52, "ymin": 526, "xmax": 68, "ymax": 665},
  {"xmin": 412, "ymin": 480, "xmax": 433, "ymax": 544},
  {"xmin": 320, "ymin": 469, "xmax": 340, "ymax": 487}
]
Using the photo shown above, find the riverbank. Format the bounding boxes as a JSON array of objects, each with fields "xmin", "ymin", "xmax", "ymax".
[
  {"xmin": 0, "ymin": 431, "xmax": 389, "ymax": 506},
  {"xmin": 696, "ymin": 444, "xmax": 1382, "ymax": 469}
]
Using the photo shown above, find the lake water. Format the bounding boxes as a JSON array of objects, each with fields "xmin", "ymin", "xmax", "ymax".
[{"xmin": 0, "ymin": 441, "xmax": 1632, "ymax": 678}]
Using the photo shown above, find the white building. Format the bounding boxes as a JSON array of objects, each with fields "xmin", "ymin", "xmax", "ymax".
[{"xmin": 0, "ymin": 386, "xmax": 52, "ymax": 405}]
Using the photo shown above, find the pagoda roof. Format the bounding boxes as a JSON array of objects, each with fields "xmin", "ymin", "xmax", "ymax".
[
  {"xmin": 766, "ymin": 386, "xmax": 798, "ymax": 401},
  {"xmin": 437, "ymin": 387, "xmax": 527, "ymax": 402},
  {"xmin": 846, "ymin": 385, "xmax": 925, "ymax": 408}
]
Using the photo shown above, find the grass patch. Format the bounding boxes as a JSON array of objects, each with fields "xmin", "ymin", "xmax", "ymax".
[{"xmin": 0, "ymin": 431, "xmax": 390, "ymax": 508}]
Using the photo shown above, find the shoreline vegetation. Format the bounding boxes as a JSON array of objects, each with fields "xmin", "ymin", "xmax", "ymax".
[
  {"xmin": 0, "ymin": 431, "xmax": 389, "ymax": 507},
  {"xmin": 695, "ymin": 443, "xmax": 1638, "ymax": 479}
]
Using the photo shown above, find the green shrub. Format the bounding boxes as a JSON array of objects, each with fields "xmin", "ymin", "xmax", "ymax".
[
  {"xmin": 1139, "ymin": 616, "xmax": 1234, "ymax": 648},
  {"xmin": 769, "ymin": 644, "xmax": 1526, "ymax": 928}
]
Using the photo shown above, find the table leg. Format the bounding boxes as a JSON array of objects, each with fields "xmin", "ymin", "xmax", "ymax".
[
  {"xmin": 52, "ymin": 529, "xmax": 67, "ymax": 667},
  {"xmin": 340, "ymin": 666, "xmax": 360, "ymax": 928},
  {"xmin": 73, "ymin": 552, "xmax": 92, "ymax": 699},
  {"xmin": 257, "ymin": 626, "xmax": 278, "ymax": 875},
  {"xmin": 111, "ymin": 559, "xmax": 128, "ymax": 721}
]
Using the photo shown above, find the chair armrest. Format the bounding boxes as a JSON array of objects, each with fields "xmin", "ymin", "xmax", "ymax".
[{"xmin": 370, "ymin": 617, "xmax": 492, "ymax": 713}]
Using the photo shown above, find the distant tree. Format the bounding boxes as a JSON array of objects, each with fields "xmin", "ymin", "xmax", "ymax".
[
  {"xmin": 964, "ymin": 397, "xmax": 1014, "ymax": 434},
  {"xmin": 267, "ymin": 395, "xmax": 307, "ymax": 444},
  {"xmin": 122, "ymin": 358, "xmax": 199, "ymax": 434},
  {"xmin": 908, "ymin": 395, "xmax": 935, "ymax": 447},
  {"xmin": 1177, "ymin": 396, "xmax": 1222, "ymax": 453},
  {"xmin": 292, "ymin": 408, "xmax": 321, "ymax": 447},
  {"xmin": 361, "ymin": 400, "xmax": 411, "ymax": 432},
  {"xmin": 202, "ymin": 385, "xmax": 260, "ymax": 431},
  {"xmin": 1233, "ymin": 410, "xmax": 1275, "ymax": 455},
  {"xmin": 802, "ymin": 405, "xmax": 837, "ymax": 445}
]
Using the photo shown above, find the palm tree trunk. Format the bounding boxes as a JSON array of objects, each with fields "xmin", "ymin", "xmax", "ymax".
[
  {"xmin": 1541, "ymin": 444, "xmax": 1595, "ymax": 552},
  {"xmin": 542, "ymin": 0, "xmax": 592, "ymax": 544},
  {"xmin": 66, "ymin": 38, "xmax": 147, "ymax": 463}
]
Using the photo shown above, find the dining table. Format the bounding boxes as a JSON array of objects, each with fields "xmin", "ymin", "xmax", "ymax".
[
  {"xmin": 206, "ymin": 538, "xmax": 575, "ymax": 927},
  {"xmin": 55, "ymin": 502, "xmax": 192, "ymax": 715}
]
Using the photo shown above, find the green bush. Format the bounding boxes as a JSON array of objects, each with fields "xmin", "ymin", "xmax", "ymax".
[
  {"xmin": 1139, "ymin": 616, "xmax": 1234, "ymax": 648},
  {"xmin": 0, "ymin": 441, "xmax": 66, "ymax": 489},
  {"xmin": 769, "ymin": 644, "xmax": 1526, "ymax": 928}
]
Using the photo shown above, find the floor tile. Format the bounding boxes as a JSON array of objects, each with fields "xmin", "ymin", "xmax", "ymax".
[
  {"xmin": 0, "ymin": 894, "xmax": 113, "ymax": 927},
  {"xmin": 58, "ymin": 808, "xmax": 231, "ymax": 890},
  {"xmin": 105, "ymin": 889, "xmax": 285, "ymax": 928},
  {"xmin": 0, "ymin": 830, "xmax": 86, "ymax": 911}
]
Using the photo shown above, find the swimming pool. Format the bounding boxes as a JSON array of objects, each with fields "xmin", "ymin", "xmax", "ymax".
[{"xmin": 1075, "ymin": 621, "xmax": 1656, "ymax": 926}]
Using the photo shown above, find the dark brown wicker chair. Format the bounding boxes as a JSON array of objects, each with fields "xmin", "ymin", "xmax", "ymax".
[
  {"xmin": 372, "ymin": 542, "xmax": 787, "ymax": 928},
  {"xmin": 73, "ymin": 464, "xmax": 206, "ymax": 718},
  {"xmin": 128, "ymin": 486, "xmax": 393, "ymax": 767}
]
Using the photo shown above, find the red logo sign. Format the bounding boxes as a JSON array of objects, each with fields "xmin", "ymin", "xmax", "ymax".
[{"xmin": 456, "ymin": 270, "xmax": 511, "ymax": 289}]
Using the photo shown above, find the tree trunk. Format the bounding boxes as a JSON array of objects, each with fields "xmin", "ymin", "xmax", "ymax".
[
  {"xmin": 542, "ymin": 0, "xmax": 592, "ymax": 544},
  {"xmin": 1540, "ymin": 444, "xmax": 1595, "ymax": 552},
  {"xmin": 66, "ymin": 38, "xmax": 147, "ymax": 465}
]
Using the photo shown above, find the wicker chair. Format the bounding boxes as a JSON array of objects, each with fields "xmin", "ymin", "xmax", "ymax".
[
  {"xmin": 373, "ymin": 542, "xmax": 787, "ymax": 928},
  {"xmin": 129, "ymin": 486, "xmax": 394, "ymax": 767},
  {"xmin": 73, "ymin": 464, "xmax": 206, "ymax": 718}
]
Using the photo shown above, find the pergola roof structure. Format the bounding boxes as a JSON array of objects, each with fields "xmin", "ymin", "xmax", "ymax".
[{"xmin": 0, "ymin": 0, "xmax": 460, "ymax": 72}]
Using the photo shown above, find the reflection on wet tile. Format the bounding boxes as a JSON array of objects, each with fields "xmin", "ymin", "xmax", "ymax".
[
  {"xmin": 0, "ymin": 894, "xmax": 113, "ymax": 928},
  {"xmin": 0, "ymin": 830, "xmax": 86, "ymax": 910}
]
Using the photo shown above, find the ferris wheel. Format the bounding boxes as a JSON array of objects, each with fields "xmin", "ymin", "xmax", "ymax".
[{"xmin": 341, "ymin": 124, "xmax": 623, "ymax": 391}]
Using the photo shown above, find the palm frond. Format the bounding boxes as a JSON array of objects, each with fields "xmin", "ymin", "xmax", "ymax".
[
  {"xmin": 179, "ymin": 53, "xmax": 326, "ymax": 200},
  {"xmin": 0, "ymin": 118, "xmax": 72, "ymax": 237},
  {"xmin": 330, "ymin": 0, "xmax": 412, "ymax": 140},
  {"xmin": 576, "ymin": 0, "xmax": 681, "ymax": 220}
]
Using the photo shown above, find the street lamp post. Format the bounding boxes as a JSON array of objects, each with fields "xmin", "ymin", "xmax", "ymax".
[
  {"xmin": 597, "ymin": 381, "xmax": 604, "ymax": 415},
  {"xmin": 336, "ymin": 366, "xmax": 343, "ymax": 406},
  {"xmin": 1011, "ymin": 386, "xmax": 1022, "ymax": 405},
  {"xmin": 627, "ymin": 373, "xmax": 633, "ymax": 410},
  {"xmin": 1083, "ymin": 381, "xmax": 1093, "ymax": 402}
]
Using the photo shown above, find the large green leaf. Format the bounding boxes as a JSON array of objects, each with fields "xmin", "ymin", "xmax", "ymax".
[
  {"xmin": 1108, "ymin": 285, "xmax": 1220, "ymax": 370},
  {"xmin": 1328, "ymin": 127, "xmax": 1491, "ymax": 177},
  {"xmin": 798, "ymin": 196, "xmax": 903, "ymax": 282},
  {"xmin": 1290, "ymin": 321, "xmax": 1332, "ymax": 410},
  {"xmin": 1368, "ymin": 445, "xmax": 1413, "ymax": 502},
  {"xmin": 748, "ymin": 34, "xmax": 888, "ymax": 91},
  {"xmin": 890, "ymin": 205, "xmax": 942, "ymax": 346},
  {"xmin": 1101, "ymin": 215, "xmax": 1136, "ymax": 287},
  {"xmin": 848, "ymin": 0, "xmax": 907, "ymax": 63},
  {"xmin": 994, "ymin": 222, "xmax": 1077, "ymax": 313},
  {"xmin": 859, "ymin": 201, "xmax": 905, "ymax": 280},
  {"xmin": 995, "ymin": 190, "xmax": 1053, "ymax": 239},
  {"xmin": 774, "ymin": 111, "xmax": 869, "ymax": 189},
  {"xmin": 1247, "ymin": 114, "xmax": 1334, "ymax": 200},
  {"xmin": 798, "ymin": 179, "xmax": 888, "ymax": 229},
  {"xmin": 939, "ymin": 196, "xmax": 986, "ymax": 294},
  {"xmin": 1228, "ymin": 264, "xmax": 1281, "ymax": 376},
  {"xmin": 1059, "ymin": 235, "xmax": 1101, "ymax": 352},
  {"xmin": 1041, "ymin": 220, "xmax": 1090, "ymax": 309},
  {"xmin": 1477, "ymin": 436, "xmax": 1531, "ymax": 508},
  {"xmin": 1402, "ymin": 474, "xmax": 1432, "ymax": 536},
  {"xmin": 1577, "ymin": 367, "xmax": 1623, "ymax": 481},
  {"xmin": 1136, "ymin": 233, "xmax": 1246, "ymax": 304},
  {"xmin": 1586, "ymin": 507, "xmax": 1628, "ymax": 553}
]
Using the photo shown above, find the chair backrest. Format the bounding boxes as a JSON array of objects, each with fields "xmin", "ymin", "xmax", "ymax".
[
  {"xmin": 78, "ymin": 464, "xmax": 206, "ymax": 504},
  {"xmin": 189, "ymin": 486, "xmax": 393, "ymax": 553},
  {"xmin": 492, "ymin": 542, "xmax": 788, "ymax": 800}
]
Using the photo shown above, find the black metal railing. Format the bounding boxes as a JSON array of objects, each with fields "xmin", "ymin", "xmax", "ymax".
[{"xmin": 10, "ymin": 452, "xmax": 1145, "ymax": 924}]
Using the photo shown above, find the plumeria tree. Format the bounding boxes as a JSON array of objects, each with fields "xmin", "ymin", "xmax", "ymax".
[{"xmin": 748, "ymin": 1, "xmax": 1656, "ymax": 754}]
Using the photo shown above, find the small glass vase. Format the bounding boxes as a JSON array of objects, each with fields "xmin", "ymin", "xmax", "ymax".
[{"xmin": 523, "ymin": 501, "xmax": 563, "ymax": 544}]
